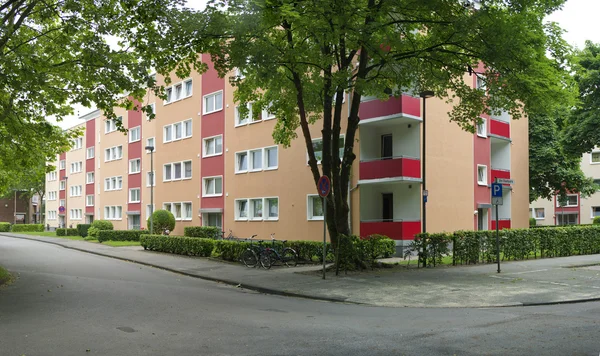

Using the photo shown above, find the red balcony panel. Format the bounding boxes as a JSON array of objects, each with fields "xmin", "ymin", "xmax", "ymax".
[
  {"xmin": 360, "ymin": 221, "xmax": 421, "ymax": 240},
  {"xmin": 360, "ymin": 158, "xmax": 420, "ymax": 180},
  {"xmin": 490, "ymin": 119, "xmax": 510, "ymax": 138},
  {"xmin": 491, "ymin": 169, "xmax": 510, "ymax": 185},
  {"xmin": 359, "ymin": 95, "xmax": 420, "ymax": 121},
  {"xmin": 490, "ymin": 219, "xmax": 511, "ymax": 230}
]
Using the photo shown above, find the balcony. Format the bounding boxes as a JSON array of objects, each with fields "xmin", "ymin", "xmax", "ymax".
[
  {"xmin": 491, "ymin": 109, "xmax": 510, "ymax": 123},
  {"xmin": 490, "ymin": 119, "xmax": 510, "ymax": 139},
  {"xmin": 360, "ymin": 157, "xmax": 421, "ymax": 181},
  {"xmin": 360, "ymin": 220, "xmax": 421, "ymax": 240},
  {"xmin": 491, "ymin": 169, "xmax": 510, "ymax": 185},
  {"xmin": 491, "ymin": 219, "xmax": 511, "ymax": 230},
  {"xmin": 359, "ymin": 95, "xmax": 420, "ymax": 122}
]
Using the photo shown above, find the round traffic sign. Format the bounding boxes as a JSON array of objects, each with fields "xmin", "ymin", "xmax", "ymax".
[
  {"xmin": 318, "ymin": 176, "xmax": 331, "ymax": 197},
  {"xmin": 58, "ymin": 206, "xmax": 65, "ymax": 213}
]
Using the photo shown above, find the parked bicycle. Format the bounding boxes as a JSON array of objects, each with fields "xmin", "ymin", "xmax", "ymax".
[
  {"xmin": 263, "ymin": 233, "xmax": 298, "ymax": 269},
  {"xmin": 241, "ymin": 235, "xmax": 271, "ymax": 268}
]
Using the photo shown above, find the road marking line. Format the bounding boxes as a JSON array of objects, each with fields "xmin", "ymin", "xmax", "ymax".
[{"xmin": 503, "ymin": 269, "xmax": 548, "ymax": 275}]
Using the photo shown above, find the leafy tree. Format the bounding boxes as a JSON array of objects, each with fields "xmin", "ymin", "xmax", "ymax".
[
  {"xmin": 0, "ymin": 0, "xmax": 190, "ymax": 190},
  {"xmin": 156, "ymin": 0, "xmax": 574, "ymax": 246}
]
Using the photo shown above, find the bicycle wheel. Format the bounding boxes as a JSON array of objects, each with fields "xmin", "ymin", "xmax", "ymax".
[
  {"xmin": 259, "ymin": 250, "xmax": 272, "ymax": 270},
  {"xmin": 282, "ymin": 248, "xmax": 298, "ymax": 267},
  {"xmin": 241, "ymin": 249, "xmax": 258, "ymax": 268}
]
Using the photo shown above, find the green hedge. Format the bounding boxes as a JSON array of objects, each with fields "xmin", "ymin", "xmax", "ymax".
[
  {"xmin": 184, "ymin": 226, "xmax": 221, "ymax": 239},
  {"xmin": 0, "ymin": 222, "xmax": 11, "ymax": 232},
  {"xmin": 11, "ymin": 224, "xmax": 44, "ymax": 232},
  {"xmin": 407, "ymin": 225, "xmax": 600, "ymax": 267},
  {"xmin": 76, "ymin": 224, "xmax": 91, "ymax": 237},
  {"xmin": 97, "ymin": 230, "xmax": 150, "ymax": 242},
  {"xmin": 140, "ymin": 235, "xmax": 215, "ymax": 257},
  {"xmin": 56, "ymin": 228, "xmax": 79, "ymax": 236}
]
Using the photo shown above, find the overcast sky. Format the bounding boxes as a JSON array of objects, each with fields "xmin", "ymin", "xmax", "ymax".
[{"xmin": 50, "ymin": 0, "xmax": 598, "ymax": 129}]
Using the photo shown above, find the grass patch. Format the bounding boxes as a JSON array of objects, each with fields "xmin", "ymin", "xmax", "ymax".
[
  {"xmin": 15, "ymin": 231, "xmax": 58, "ymax": 237},
  {"xmin": 0, "ymin": 266, "xmax": 13, "ymax": 286},
  {"xmin": 101, "ymin": 240, "xmax": 141, "ymax": 247}
]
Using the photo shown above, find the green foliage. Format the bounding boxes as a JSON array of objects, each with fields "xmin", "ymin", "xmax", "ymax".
[
  {"xmin": 97, "ymin": 230, "xmax": 150, "ymax": 243},
  {"xmin": 147, "ymin": 210, "xmax": 175, "ymax": 233},
  {"xmin": 87, "ymin": 227, "xmax": 99, "ymax": 239},
  {"xmin": 0, "ymin": 222, "xmax": 11, "ymax": 232},
  {"xmin": 184, "ymin": 226, "xmax": 221, "ymax": 239},
  {"xmin": 10, "ymin": 224, "xmax": 44, "ymax": 232},
  {"xmin": 356, "ymin": 234, "xmax": 396, "ymax": 266},
  {"xmin": 88, "ymin": 220, "xmax": 114, "ymax": 238},
  {"xmin": 213, "ymin": 240, "xmax": 251, "ymax": 261},
  {"xmin": 408, "ymin": 233, "xmax": 451, "ymax": 267},
  {"xmin": 56, "ymin": 228, "xmax": 78, "ymax": 237},
  {"xmin": 594, "ymin": 217, "xmax": 600, "ymax": 225},
  {"xmin": 140, "ymin": 235, "xmax": 215, "ymax": 257},
  {"xmin": 529, "ymin": 218, "xmax": 537, "ymax": 227},
  {"xmin": 76, "ymin": 224, "xmax": 91, "ymax": 238}
]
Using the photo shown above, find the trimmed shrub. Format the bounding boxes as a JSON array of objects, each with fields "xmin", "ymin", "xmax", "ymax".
[
  {"xmin": 76, "ymin": 224, "xmax": 91, "ymax": 237},
  {"xmin": 0, "ymin": 222, "xmax": 11, "ymax": 232},
  {"xmin": 97, "ymin": 230, "xmax": 149, "ymax": 242},
  {"xmin": 184, "ymin": 226, "xmax": 221, "ymax": 239},
  {"xmin": 56, "ymin": 228, "xmax": 78, "ymax": 236},
  {"xmin": 594, "ymin": 216, "xmax": 600, "ymax": 225},
  {"xmin": 529, "ymin": 218, "xmax": 537, "ymax": 227},
  {"xmin": 88, "ymin": 220, "xmax": 114, "ymax": 238},
  {"xmin": 11, "ymin": 224, "xmax": 44, "ymax": 232},
  {"xmin": 357, "ymin": 234, "xmax": 396, "ymax": 266},
  {"xmin": 213, "ymin": 240, "xmax": 251, "ymax": 261},
  {"xmin": 147, "ymin": 210, "xmax": 175, "ymax": 233},
  {"xmin": 140, "ymin": 235, "xmax": 215, "ymax": 257}
]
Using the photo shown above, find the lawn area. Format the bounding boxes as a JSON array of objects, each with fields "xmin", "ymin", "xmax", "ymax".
[
  {"xmin": 0, "ymin": 265, "xmax": 13, "ymax": 286},
  {"xmin": 101, "ymin": 241, "xmax": 141, "ymax": 247},
  {"xmin": 16, "ymin": 231, "xmax": 60, "ymax": 237},
  {"xmin": 10, "ymin": 231, "xmax": 139, "ymax": 246}
]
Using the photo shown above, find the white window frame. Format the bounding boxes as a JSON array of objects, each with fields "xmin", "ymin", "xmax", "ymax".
[
  {"xmin": 104, "ymin": 205, "xmax": 123, "ymax": 220},
  {"xmin": 129, "ymin": 158, "xmax": 141, "ymax": 174},
  {"xmin": 71, "ymin": 137, "xmax": 83, "ymax": 150},
  {"xmin": 203, "ymin": 90, "xmax": 223, "ymax": 115},
  {"xmin": 203, "ymin": 135, "xmax": 223, "ymax": 158},
  {"xmin": 163, "ymin": 163, "xmax": 172, "ymax": 182},
  {"xmin": 534, "ymin": 207, "xmax": 545, "ymax": 220},
  {"xmin": 235, "ymin": 151, "xmax": 248, "ymax": 174},
  {"xmin": 235, "ymin": 199, "xmax": 249, "ymax": 221},
  {"xmin": 86, "ymin": 195, "xmax": 94, "ymax": 207},
  {"xmin": 69, "ymin": 185, "xmax": 82, "ymax": 197},
  {"xmin": 264, "ymin": 146, "xmax": 278, "ymax": 170},
  {"xmin": 249, "ymin": 198, "xmax": 263, "ymax": 220},
  {"xmin": 309, "ymin": 136, "xmax": 345, "ymax": 165},
  {"xmin": 104, "ymin": 176, "xmax": 123, "ymax": 191},
  {"xmin": 557, "ymin": 194, "xmax": 578, "ymax": 207},
  {"xmin": 146, "ymin": 171, "xmax": 155, "ymax": 187},
  {"xmin": 592, "ymin": 206, "xmax": 600, "ymax": 219},
  {"xmin": 86, "ymin": 172, "xmax": 94, "ymax": 184},
  {"xmin": 184, "ymin": 79, "xmax": 193, "ymax": 97},
  {"xmin": 129, "ymin": 126, "xmax": 141, "ymax": 143},
  {"xmin": 164, "ymin": 79, "xmax": 193, "ymax": 105},
  {"xmin": 202, "ymin": 176, "xmax": 223, "ymax": 197},
  {"xmin": 59, "ymin": 199, "xmax": 65, "ymax": 207},
  {"xmin": 146, "ymin": 103, "xmax": 156, "ymax": 120},
  {"xmin": 249, "ymin": 149, "xmax": 263, "ymax": 172},
  {"xmin": 182, "ymin": 202, "xmax": 193, "ymax": 220},
  {"xmin": 59, "ymin": 160, "xmax": 66, "ymax": 170},
  {"xmin": 129, "ymin": 188, "xmax": 141, "ymax": 203},
  {"xmin": 183, "ymin": 119, "xmax": 192, "ymax": 138},
  {"xmin": 202, "ymin": 213, "xmax": 222, "ymax": 228},
  {"xmin": 87, "ymin": 147, "xmax": 95, "ymax": 159},
  {"xmin": 591, "ymin": 151, "xmax": 600, "ymax": 164},
  {"xmin": 70, "ymin": 161, "xmax": 82, "ymax": 174},
  {"xmin": 146, "ymin": 204, "xmax": 155, "ymax": 219},
  {"xmin": 476, "ymin": 118, "xmax": 487, "ymax": 138},
  {"xmin": 264, "ymin": 197, "xmax": 279, "ymax": 221},
  {"xmin": 60, "ymin": 180, "xmax": 66, "ymax": 191},
  {"xmin": 146, "ymin": 137, "xmax": 155, "ymax": 153},
  {"xmin": 163, "ymin": 124, "xmax": 173, "ymax": 143},
  {"xmin": 307, "ymin": 194, "xmax": 324, "ymax": 221},
  {"xmin": 262, "ymin": 103, "xmax": 276, "ymax": 120},
  {"xmin": 70, "ymin": 209, "xmax": 82, "ymax": 220},
  {"xmin": 104, "ymin": 145, "xmax": 123, "ymax": 162},
  {"xmin": 235, "ymin": 103, "xmax": 253, "ymax": 126},
  {"xmin": 105, "ymin": 118, "xmax": 118, "ymax": 134},
  {"xmin": 183, "ymin": 160, "xmax": 192, "ymax": 179},
  {"xmin": 477, "ymin": 165, "xmax": 487, "ymax": 186},
  {"xmin": 476, "ymin": 75, "xmax": 486, "ymax": 91}
]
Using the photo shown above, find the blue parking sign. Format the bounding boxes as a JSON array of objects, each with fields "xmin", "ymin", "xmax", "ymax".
[{"xmin": 491, "ymin": 183, "xmax": 503, "ymax": 198}]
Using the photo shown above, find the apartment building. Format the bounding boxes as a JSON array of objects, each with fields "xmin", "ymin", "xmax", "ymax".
[
  {"xmin": 45, "ymin": 60, "xmax": 529, "ymax": 250},
  {"xmin": 530, "ymin": 150, "xmax": 600, "ymax": 226}
]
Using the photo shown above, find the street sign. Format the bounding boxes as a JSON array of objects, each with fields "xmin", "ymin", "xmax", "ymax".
[
  {"xmin": 491, "ymin": 183, "xmax": 503, "ymax": 198},
  {"xmin": 318, "ymin": 176, "xmax": 331, "ymax": 197},
  {"xmin": 58, "ymin": 206, "xmax": 65, "ymax": 213},
  {"xmin": 423, "ymin": 195, "xmax": 428, "ymax": 203},
  {"xmin": 423, "ymin": 190, "xmax": 429, "ymax": 197},
  {"xmin": 492, "ymin": 197, "xmax": 503, "ymax": 205},
  {"xmin": 496, "ymin": 178, "xmax": 514, "ymax": 185}
]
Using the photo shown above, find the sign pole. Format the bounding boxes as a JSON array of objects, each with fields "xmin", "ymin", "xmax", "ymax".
[
  {"xmin": 495, "ymin": 178, "xmax": 501, "ymax": 273},
  {"xmin": 323, "ymin": 197, "xmax": 327, "ymax": 280}
]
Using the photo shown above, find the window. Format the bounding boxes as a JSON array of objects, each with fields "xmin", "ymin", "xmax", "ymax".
[
  {"xmin": 165, "ymin": 87, "xmax": 173, "ymax": 103},
  {"xmin": 203, "ymin": 176, "xmax": 223, "ymax": 197},
  {"xmin": 250, "ymin": 149, "xmax": 262, "ymax": 171},
  {"xmin": 146, "ymin": 103, "xmax": 156, "ymax": 120},
  {"xmin": 69, "ymin": 185, "xmax": 82, "ymax": 197},
  {"xmin": 534, "ymin": 208, "xmax": 545, "ymax": 219},
  {"xmin": 86, "ymin": 172, "xmax": 94, "ymax": 184},
  {"xmin": 86, "ymin": 195, "xmax": 94, "ymax": 207},
  {"xmin": 70, "ymin": 161, "xmax": 82, "ymax": 173},
  {"xmin": 203, "ymin": 91, "xmax": 223, "ymax": 115},
  {"xmin": 87, "ymin": 147, "xmax": 95, "ymax": 159},
  {"xmin": 174, "ymin": 83, "xmax": 183, "ymax": 101},
  {"xmin": 307, "ymin": 195, "xmax": 324, "ymax": 220},
  {"xmin": 250, "ymin": 198, "xmax": 263, "ymax": 220},
  {"xmin": 203, "ymin": 135, "xmax": 223, "ymax": 157},
  {"xmin": 183, "ymin": 119, "xmax": 192, "ymax": 138},
  {"xmin": 265, "ymin": 146, "xmax": 278, "ymax": 170},
  {"xmin": 129, "ymin": 188, "xmax": 140, "ymax": 203},
  {"xmin": 147, "ymin": 171, "xmax": 155, "ymax": 187},
  {"xmin": 129, "ymin": 126, "xmax": 141, "ymax": 143},
  {"xmin": 203, "ymin": 213, "xmax": 222, "ymax": 228},
  {"xmin": 162, "ymin": 202, "xmax": 192, "ymax": 220},
  {"xmin": 235, "ymin": 103, "xmax": 252, "ymax": 126},
  {"xmin": 60, "ymin": 180, "xmax": 66, "ymax": 190},
  {"xmin": 70, "ymin": 209, "xmax": 82, "ymax": 220},
  {"xmin": 557, "ymin": 213, "xmax": 578, "ymax": 225},
  {"xmin": 129, "ymin": 159, "xmax": 141, "ymax": 174},
  {"xmin": 557, "ymin": 194, "xmax": 578, "ymax": 207},
  {"xmin": 59, "ymin": 199, "xmax": 65, "ymax": 208},
  {"xmin": 105, "ymin": 118, "xmax": 118, "ymax": 133},
  {"xmin": 71, "ymin": 137, "xmax": 83, "ymax": 150},
  {"xmin": 104, "ymin": 206, "xmax": 122, "ymax": 220},
  {"xmin": 476, "ymin": 75, "xmax": 486, "ymax": 90},
  {"xmin": 174, "ymin": 122, "xmax": 183, "ymax": 140},
  {"xmin": 236, "ymin": 152, "xmax": 248, "ymax": 173},
  {"xmin": 146, "ymin": 204, "xmax": 155, "ymax": 219},
  {"xmin": 262, "ymin": 103, "xmax": 276, "ymax": 120},
  {"xmin": 184, "ymin": 161, "xmax": 192, "ymax": 178},
  {"xmin": 48, "ymin": 211, "xmax": 57, "ymax": 220},
  {"xmin": 184, "ymin": 79, "xmax": 193, "ymax": 97},
  {"xmin": 265, "ymin": 198, "xmax": 279, "ymax": 220},
  {"xmin": 311, "ymin": 137, "xmax": 345, "ymax": 163},
  {"xmin": 183, "ymin": 202, "xmax": 192, "ymax": 220},
  {"xmin": 104, "ymin": 145, "xmax": 123, "ymax": 162},
  {"xmin": 592, "ymin": 207, "xmax": 600, "ymax": 218},
  {"xmin": 146, "ymin": 137, "xmax": 155, "ymax": 153},
  {"xmin": 477, "ymin": 165, "xmax": 487, "ymax": 186},
  {"xmin": 59, "ymin": 160, "xmax": 66, "ymax": 170},
  {"xmin": 591, "ymin": 151, "xmax": 600, "ymax": 164},
  {"xmin": 104, "ymin": 176, "xmax": 123, "ymax": 191},
  {"xmin": 163, "ymin": 125, "xmax": 172, "ymax": 142},
  {"xmin": 163, "ymin": 164, "xmax": 172, "ymax": 181},
  {"xmin": 47, "ymin": 171, "xmax": 57, "ymax": 181},
  {"xmin": 173, "ymin": 162, "xmax": 182, "ymax": 179},
  {"xmin": 235, "ymin": 199, "xmax": 248, "ymax": 220},
  {"xmin": 476, "ymin": 118, "xmax": 487, "ymax": 138},
  {"xmin": 47, "ymin": 191, "xmax": 57, "ymax": 200}
]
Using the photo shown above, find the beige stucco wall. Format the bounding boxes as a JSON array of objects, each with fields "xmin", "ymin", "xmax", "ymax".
[
  {"xmin": 530, "ymin": 197, "xmax": 555, "ymax": 226},
  {"xmin": 510, "ymin": 112, "xmax": 529, "ymax": 229},
  {"xmin": 579, "ymin": 151, "xmax": 600, "ymax": 224}
]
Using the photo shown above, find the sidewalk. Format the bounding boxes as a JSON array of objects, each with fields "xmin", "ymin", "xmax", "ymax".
[{"xmin": 4, "ymin": 232, "xmax": 600, "ymax": 308}]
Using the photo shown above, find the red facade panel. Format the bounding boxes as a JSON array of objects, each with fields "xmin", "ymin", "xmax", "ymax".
[
  {"xmin": 491, "ymin": 169, "xmax": 510, "ymax": 185},
  {"xmin": 359, "ymin": 158, "xmax": 421, "ymax": 180},
  {"xmin": 473, "ymin": 73, "xmax": 491, "ymax": 229},
  {"xmin": 59, "ymin": 152, "xmax": 66, "ymax": 201},
  {"xmin": 490, "ymin": 219, "xmax": 511, "ymax": 230},
  {"xmin": 85, "ymin": 119, "xmax": 95, "ymax": 214},
  {"xmin": 359, "ymin": 95, "xmax": 420, "ymax": 121},
  {"xmin": 360, "ymin": 221, "xmax": 421, "ymax": 240},
  {"xmin": 128, "ymin": 107, "xmax": 142, "ymax": 213},
  {"xmin": 490, "ymin": 119, "xmax": 510, "ymax": 139}
]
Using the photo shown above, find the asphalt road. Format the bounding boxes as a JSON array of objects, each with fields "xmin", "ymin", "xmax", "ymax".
[{"xmin": 1, "ymin": 237, "xmax": 600, "ymax": 356}]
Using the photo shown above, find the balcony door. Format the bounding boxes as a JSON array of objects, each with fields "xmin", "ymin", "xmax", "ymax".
[
  {"xmin": 382, "ymin": 193, "xmax": 393, "ymax": 222},
  {"xmin": 381, "ymin": 134, "xmax": 393, "ymax": 160}
]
